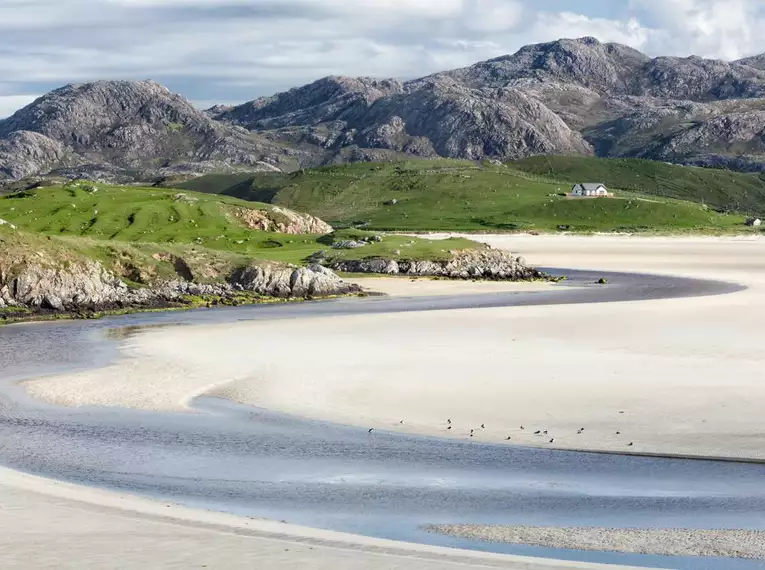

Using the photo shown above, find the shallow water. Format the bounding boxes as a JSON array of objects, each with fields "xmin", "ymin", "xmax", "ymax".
[{"xmin": 0, "ymin": 269, "xmax": 761, "ymax": 570}]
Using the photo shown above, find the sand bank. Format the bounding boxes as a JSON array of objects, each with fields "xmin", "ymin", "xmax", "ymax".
[
  {"xmin": 0, "ymin": 467, "xmax": 644, "ymax": 570},
  {"xmin": 351, "ymin": 276, "xmax": 556, "ymax": 297},
  {"xmin": 22, "ymin": 235, "xmax": 765, "ymax": 459},
  {"xmin": 425, "ymin": 525, "xmax": 765, "ymax": 560}
]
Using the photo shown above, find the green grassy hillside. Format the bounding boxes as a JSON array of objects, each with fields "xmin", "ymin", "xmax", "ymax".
[
  {"xmin": 176, "ymin": 160, "xmax": 753, "ymax": 234},
  {"xmin": 510, "ymin": 156, "xmax": 765, "ymax": 214},
  {"xmin": 0, "ymin": 181, "xmax": 479, "ymax": 266}
]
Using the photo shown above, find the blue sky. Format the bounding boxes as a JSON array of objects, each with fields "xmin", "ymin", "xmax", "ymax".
[{"xmin": 1, "ymin": 0, "xmax": 763, "ymax": 117}]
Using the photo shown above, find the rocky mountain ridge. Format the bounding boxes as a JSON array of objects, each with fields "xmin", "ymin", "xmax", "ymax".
[{"xmin": 6, "ymin": 37, "xmax": 765, "ymax": 183}]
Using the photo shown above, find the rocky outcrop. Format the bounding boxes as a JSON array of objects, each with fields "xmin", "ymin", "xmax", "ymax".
[
  {"xmin": 230, "ymin": 262, "xmax": 358, "ymax": 298},
  {"xmin": 233, "ymin": 205, "xmax": 333, "ymax": 234},
  {"xmin": 329, "ymin": 249, "xmax": 545, "ymax": 280},
  {"xmin": 0, "ymin": 257, "xmax": 357, "ymax": 313}
]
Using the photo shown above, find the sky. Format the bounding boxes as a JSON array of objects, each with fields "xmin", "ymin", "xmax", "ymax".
[{"xmin": 1, "ymin": 0, "xmax": 765, "ymax": 117}]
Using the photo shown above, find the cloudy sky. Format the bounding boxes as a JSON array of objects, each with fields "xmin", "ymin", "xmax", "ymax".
[{"xmin": 1, "ymin": 0, "xmax": 764, "ymax": 117}]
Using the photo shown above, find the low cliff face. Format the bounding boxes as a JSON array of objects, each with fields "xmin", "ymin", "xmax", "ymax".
[
  {"xmin": 329, "ymin": 249, "xmax": 545, "ymax": 280},
  {"xmin": 0, "ymin": 231, "xmax": 358, "ymax": 317},
  {"xmin": 0, "ymin": 260, "xmax": 357, "ymax": 315}
]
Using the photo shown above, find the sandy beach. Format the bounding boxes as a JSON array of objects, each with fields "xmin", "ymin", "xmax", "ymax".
[
  {"xmin": 0, "ymin": 467, "xmax": 643, "ymax": 570},
  {"xmin": 351, "ymin": 275, "xmax": 557, "ymax": 296},
  {"xmin": 21, "ymin": 235, "xmax": 765, "ymax": 460}
]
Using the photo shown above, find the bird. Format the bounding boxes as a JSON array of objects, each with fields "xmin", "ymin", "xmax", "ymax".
[
  {"xmin": 534, "ymin": 430, "xmax": 541, "ymax": 435},
  {"xmin": 576, "ymin": 429, "xmax": 583, "ymax": 435},
  {"xmin": 368, "ymin": 428, "xmax": 374, "ymax": 434},
  {"xmin": 616, "ymin": 431, "xmax": 621, "ymax": 435},
  {"xmin": 470, "ymin": 432, "xmax": 474, "ymax": 438},
  {"xmin": 549, "ymin": 438, "xmax": 555, "ymax": 443},
  {"xmin": 579, "ymin": 428, "xmax": 585, "ymax": 432},
  {"xmin": 543, "ymin": 430, "xmax": 548, "ymax": 435},
  {"xmin": 447, "ymin": 419, "xmax": 452, "ymax": 425},
  {"xmin": 447, "ymin": 426, "xmax": 452, "ymax": 430},
  {"xmin": 506, "ymin": 436, "xmax": 512, "ymax": 441},
  {"xmin": 520, "ymin": 426, "xmax": 525, "ymax": 430},
  {"xmin": 470, "ymin": 429, "xmax": 474, "ymax": 435},
  {"xmin": 481, "ymin": 424, "xmax": 486, "ymax": 429},
  {"xmin": 627, "ymin": 442, "xmax": 634, "ymax": 447},
  {"xmin": 400, "ymin": 420, "xmax": 404, "ymax": 424}
]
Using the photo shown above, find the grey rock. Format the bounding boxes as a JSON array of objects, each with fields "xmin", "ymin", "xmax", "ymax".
[
  {"xmin": 229, "ymin": 262, "xmax": 358, "ymax": 298},
  {"xmin": 332, "ymin": 240, "xmax": 367, "ymax": 249},
  {"xmin": 0, "ymin": 80, "xmax": 303, "ymax": 182},
  {"xmin": 330, "ymin": 249, "xmax": 544, "ymax": 281},
  {"xmin": 0, "ymin": 256, "xmax": 358, "ymax": 315}
]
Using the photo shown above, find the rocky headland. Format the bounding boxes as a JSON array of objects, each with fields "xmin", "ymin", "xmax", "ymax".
[
  {"xmin": 0, "ymin": 220, "xmax": 360, "ymax": 322},
  {"xmin": 0, "ymin": 255, "xmax": 358, "ymax": 321}
]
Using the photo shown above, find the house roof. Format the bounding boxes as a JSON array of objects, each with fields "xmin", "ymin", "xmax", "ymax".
[{"xmin": 573, "ymin": 183, "xmax": 607, "ymax": 191}]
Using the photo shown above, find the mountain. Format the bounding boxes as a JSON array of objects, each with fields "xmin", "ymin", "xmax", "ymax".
[
  {"xmin": 5, "ymin": 38, "xmax": 765, "ymax": 184},
  {"xmin": 0, "ymin": 81, "xmax": 307, "ymax": 183},
  {"xmin": 213, "ymin": 37, "xmax": 765, "ymax": 173}
]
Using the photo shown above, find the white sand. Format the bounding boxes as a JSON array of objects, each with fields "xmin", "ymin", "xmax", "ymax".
[
  {"xmin": 351, "ymin": 276, "xmax": 556, "ymax": 297},
  {"xmin": 426, "ymin": 524, "xmax": 765, "ymax": 560},
  {"xmin": 0, "ymin": 467, "xmax": 640, "ymax": 570},
  {"xmin": 22, "ymin": 235, "xmax": 765, "ymax": 460}
]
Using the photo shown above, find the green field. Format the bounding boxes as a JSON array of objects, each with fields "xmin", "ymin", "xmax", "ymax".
[
  {"xmin": 176, "ymin": 159, "xmax": 755, "ymax": 234},
  {"xmin": 510, "ymin": 156, "xmax": 765, "ymax": 214},
  {"xmin": 0, "ymin": 182, "xmax": 480, "ymax": 267}
]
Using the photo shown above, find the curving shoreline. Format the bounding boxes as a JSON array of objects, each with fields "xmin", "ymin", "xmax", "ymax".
[{"xmin": 4, "ymin": 235, "xmax": 765, "ymax": 570}]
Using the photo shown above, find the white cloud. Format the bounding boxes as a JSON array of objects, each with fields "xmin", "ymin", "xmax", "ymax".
[{"xmin": 630, "ymin": 0, "xmax": 765, "ymax": 59}]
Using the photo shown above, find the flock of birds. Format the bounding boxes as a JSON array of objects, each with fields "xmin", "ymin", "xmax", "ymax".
[{"xmin": 369, "ymin": 418, "xmax": 635, "ymax": 448}]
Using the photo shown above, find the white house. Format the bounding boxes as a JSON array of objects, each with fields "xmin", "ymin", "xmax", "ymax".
[{"xmin": 570, "ymin": 183, "xmax": 610, "ymax": 197}]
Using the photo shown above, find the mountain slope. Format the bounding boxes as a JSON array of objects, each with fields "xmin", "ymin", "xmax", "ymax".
[
  {"xmin": 213, "ymin": 37, "xmax": 765, "ymax": 172},
  {"xmin": 0, "ymin": 81, "xmax": 304, "ymax": 183}
]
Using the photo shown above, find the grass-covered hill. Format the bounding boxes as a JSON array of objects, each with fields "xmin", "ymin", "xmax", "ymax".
[
  {"xmin": 175, "ymin": 159, "xmax": 756, "ymax": 234},
  {"xmin": 0, "ymin": 181, "xmax": 479, "ymax": 268},
  {"xmin": 510, "ymin": 156, "xmax": 765, "ymax": 214}
]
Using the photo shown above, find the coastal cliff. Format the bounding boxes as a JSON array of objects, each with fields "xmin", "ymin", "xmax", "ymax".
[{"xmin": 0, "ymin": 227, "xmax": 358, "ymax": 321}]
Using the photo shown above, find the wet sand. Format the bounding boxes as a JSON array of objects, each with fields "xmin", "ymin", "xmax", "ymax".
[
  {"xmin": 21, "ymin": 235, "xmax": 765, "ymax": 459},
  {"xmin": 425, "ymin": 525, "xmax": 765, "ymax": 561},
  {"xmin": 1, "ymin": 467, "xmax": 642, "ymax": 570},
  {"xmin": 351, "ymin": 275, "xmax": 557, "ymax": 296}
]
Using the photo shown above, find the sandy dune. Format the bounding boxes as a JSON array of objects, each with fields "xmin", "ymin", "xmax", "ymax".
[{"xmin": 22, "ymin": 235, "xmax": 765, "ymax": 460}]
